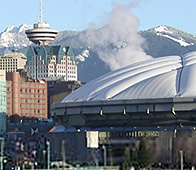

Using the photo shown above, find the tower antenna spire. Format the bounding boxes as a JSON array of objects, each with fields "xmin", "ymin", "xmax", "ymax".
[{"xmin": 40, "ymin": 0, "xmax": 43, "ymax": 23}]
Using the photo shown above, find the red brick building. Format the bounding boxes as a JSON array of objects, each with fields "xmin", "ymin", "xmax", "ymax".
[{"xmin": 6, "ymin": 72, "xmax": 48, "ymax": 120}]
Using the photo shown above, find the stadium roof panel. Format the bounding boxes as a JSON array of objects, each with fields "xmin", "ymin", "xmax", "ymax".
[{"xmin": 62, "ymin": 51, "xmax": 196, "ymax": 102}]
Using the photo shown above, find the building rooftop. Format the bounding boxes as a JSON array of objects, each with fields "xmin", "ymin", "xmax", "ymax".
[{"xmin": 2, "ymin": 52, "xmax": 27, "ymax": 59}]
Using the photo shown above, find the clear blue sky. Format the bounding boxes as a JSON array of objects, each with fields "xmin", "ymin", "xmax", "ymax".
[{"xmin": 1, "ymin": 0, "xmax": 196, "ymax": 34}]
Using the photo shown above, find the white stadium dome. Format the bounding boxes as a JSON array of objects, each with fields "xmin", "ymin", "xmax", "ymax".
[{"xmin": 62, "ymin": 51, "xmax": 196, "ymax": 102}]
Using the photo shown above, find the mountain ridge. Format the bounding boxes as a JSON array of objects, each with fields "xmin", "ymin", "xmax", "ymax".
[{"xmin": 1, "ymin": 24, "xmax": 196, "ymax": 82}]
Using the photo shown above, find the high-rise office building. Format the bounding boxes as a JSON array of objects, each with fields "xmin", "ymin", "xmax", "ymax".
[
  {"xmin": 6, "ymin": 72, "xmax": 48, "ymax": 121},
  {"xmin": 25, "ymin": 45, "xmax": 77, "ymax": 81},
  {"xmin": 0, "ymin": 51, "xmax": 27, "ymax": 72},
  {"xmin": 0, "ymin": 70, "xmax": 6, "ymax": 133},
  {"xmin": 25, "ymin": 0, "xmax": 77, "ymax": 81}
]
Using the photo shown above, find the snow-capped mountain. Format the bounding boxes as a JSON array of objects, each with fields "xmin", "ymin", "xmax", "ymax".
[
  {"xmin": 0, "ymin": 24, "xmax": 32, "ymax": 49},
  {"xmin": 0, "ymin": 24, "xmax": 196, "ymax": 82},
  {"xmin": 140, "ymin": 26, "xmax": 196, "ymax": 59},
  {"xmin": 4, "ymin": 24, "xmax": 33, "ymax": 33},
  {"xmin": 148, "ymin": 25, "xmax": 196, "ymax": 47},
  {"xmin": 4, "ymin": 26, "xmax": 19, "ymax": 33}
]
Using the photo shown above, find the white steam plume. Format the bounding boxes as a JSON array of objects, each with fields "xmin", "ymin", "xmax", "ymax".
[{"xmin": 80, "ymin": 3, "xmax": 152, "ymax": 70}]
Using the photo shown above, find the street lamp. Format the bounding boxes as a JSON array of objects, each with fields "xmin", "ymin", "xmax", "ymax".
[
  {"xmin": 46, "ymin": 141, "xmax": 50, "ymax": 170},
  {"xmin": 0, "ymin": 137, "xmax": 4, "ymax": 170},
  {"xmin": 102, "ymin": 145, "xmax": 107, "ymax": 167},
  {"xmin": 180, "ymin": 150, "xmax": 183, "ymax": 170},
  {"xmin": 62, "ymin": 140, "xmax": 66, "ymax": 170}
]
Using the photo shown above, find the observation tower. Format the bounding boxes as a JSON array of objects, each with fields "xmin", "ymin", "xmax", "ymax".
[{"xmin": 25, "ymin": 0, "xmax": 58, "ymax": 45}]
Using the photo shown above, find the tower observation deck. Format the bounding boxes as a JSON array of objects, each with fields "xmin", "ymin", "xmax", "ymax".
[
  {"xmin": 25, "ymin": 0, "xmax": 58, "ymax": 45},
  {"xmin": 25, "ymin": 22, "xmax": 58, "ymax": 45}
]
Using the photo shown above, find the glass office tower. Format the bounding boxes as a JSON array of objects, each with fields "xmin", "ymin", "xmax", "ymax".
[{"xmin": 0, "ymin": 71, "xmax": 6, "ymax": 133}]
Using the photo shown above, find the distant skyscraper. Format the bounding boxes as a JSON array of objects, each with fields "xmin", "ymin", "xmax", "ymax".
[
  {"xmin": 25, "ymin": 0, "xmax": 77, "ymax": 81},
  {"xmin": 0, "ymin": 51, "xmax": 27, "ymax": 72}
]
